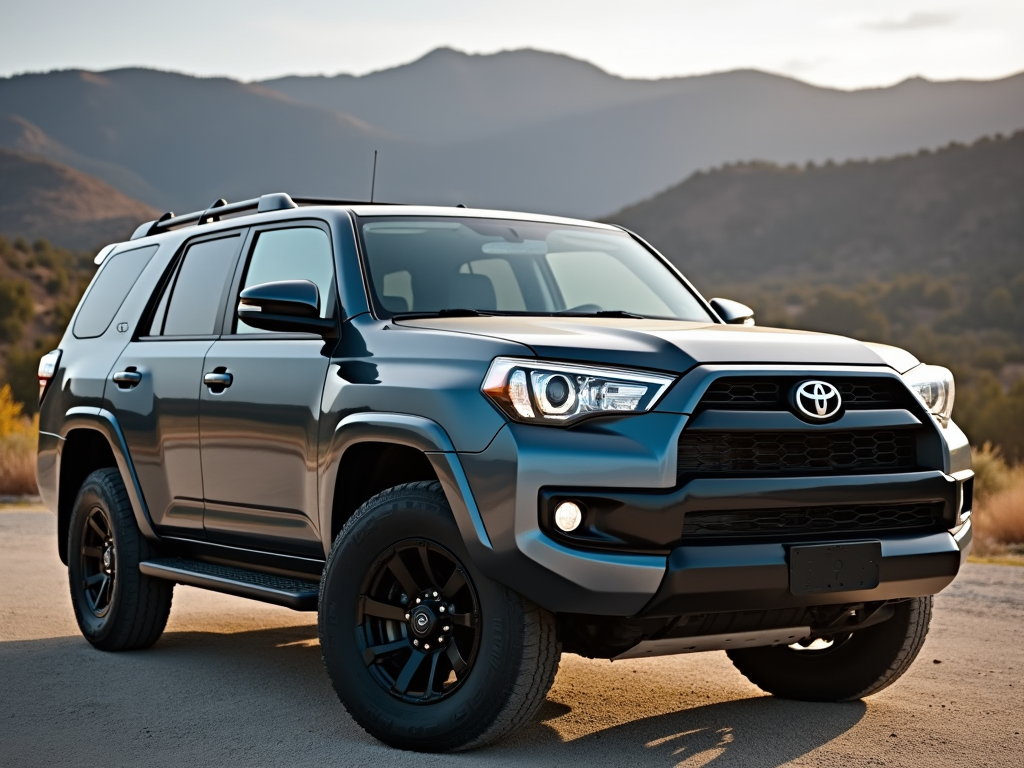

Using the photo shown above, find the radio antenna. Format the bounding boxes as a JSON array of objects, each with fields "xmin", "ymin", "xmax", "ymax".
[{"xmin": 370, "ymin": 150, "xmax": 378, "ymax": 203}]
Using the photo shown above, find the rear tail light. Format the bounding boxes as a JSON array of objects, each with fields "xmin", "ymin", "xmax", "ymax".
[{"xmin": 37, "ymin": 349, "xmax": 61, "ymax": 403}]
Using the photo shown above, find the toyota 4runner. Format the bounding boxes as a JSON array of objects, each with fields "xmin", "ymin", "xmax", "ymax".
[{"xmin": 36, "ymin": 193, "xmax": 973, "ymax": 752}]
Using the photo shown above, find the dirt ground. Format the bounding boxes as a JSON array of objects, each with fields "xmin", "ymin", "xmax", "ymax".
[{"xmin": 2, "ymin": 508, "xmax": 1022, "ymax": 767}]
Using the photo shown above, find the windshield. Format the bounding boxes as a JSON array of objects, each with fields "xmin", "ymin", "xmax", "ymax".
[{"xmin": 356, "ymin": 216, "xmax": 714, "ymax": 321}]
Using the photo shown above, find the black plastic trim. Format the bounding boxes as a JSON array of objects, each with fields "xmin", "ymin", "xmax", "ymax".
[{"xmin": 540, "ymin": 470, "xmax": 960, "ymax": 554}]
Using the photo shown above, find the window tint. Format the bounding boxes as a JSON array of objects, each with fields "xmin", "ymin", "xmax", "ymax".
[
  {"xmin": 459, "ymin": 259, "xmax": 526, "ymax": 311},
  {"xmin": 547, "ymin": 251, "xmax": 675, "ymax": 316},
  {"xmin": 73, "ymin": 245, "xmax": 157, "ymax": 338},
  {"xmin": 235, "ymin": 227, "xmax": 335, "ymax": 333},
  {"xmin": 160, "ymin": 236, "xmax": 239, "ymax": 336},
  {"xmin": 359, "ymin": 218, "xmax": 713, "ymax": 321}
]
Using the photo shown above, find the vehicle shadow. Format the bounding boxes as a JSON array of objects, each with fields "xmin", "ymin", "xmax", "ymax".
[
  {"xmin": 0, "ymin": 625, "xmax": 865, "ymax": 768},
  {"xmin": 496, "ymin": 696, "xmax": 866, "ymax": 767}
]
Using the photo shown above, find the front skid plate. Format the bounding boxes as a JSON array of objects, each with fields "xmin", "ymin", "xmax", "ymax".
[{"xmin": 613, "ymin": 626, "xmax": 811, "ymax": 660}]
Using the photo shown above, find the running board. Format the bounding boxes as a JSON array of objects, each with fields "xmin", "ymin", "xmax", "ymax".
[{"xmin": 139, "ymin": 558, "xmax": 320, "ymax": 611}]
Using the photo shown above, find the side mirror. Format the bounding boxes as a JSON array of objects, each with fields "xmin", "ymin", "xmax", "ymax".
[
  {"xmin": 237, "ymin": 280, "xmax": 337, "ymax": 335},
  {"xmin": 710, "ymin": 297, "xmax": 755, "ymax": 326}
]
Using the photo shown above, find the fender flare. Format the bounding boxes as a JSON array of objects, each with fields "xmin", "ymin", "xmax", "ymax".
[
  {"xmin": 59, "ymin": 407, "xmax": 158, "ymax": 541},
  {"xmin": 318, "ymin": 413, "xmax": 493, "ymax": 558}
]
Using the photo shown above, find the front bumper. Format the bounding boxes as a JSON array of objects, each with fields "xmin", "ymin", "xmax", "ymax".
[
  {"xmin": 460, "ymin": 407, "xmax": 973, "ymax": 617},
  {"xmin": 641, "ymin": 524, "xmax": 970, "ymax": 617}
]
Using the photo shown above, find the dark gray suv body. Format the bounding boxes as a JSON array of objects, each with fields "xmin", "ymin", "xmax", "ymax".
[{"xmin": 37, "ymin": 194, "xmax": 973, "ymax": 752}]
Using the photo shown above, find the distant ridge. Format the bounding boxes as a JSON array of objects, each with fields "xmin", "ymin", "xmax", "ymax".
[
  {"xmin": 2, "ymin": 49, "xmax": 1023, "ymax": 217},
  {"xmin": 606, "ymin": 130, "xmax": 1024, "ymax": 283},
  {"xmin": 0, "ymin": 148, "xmax": 158, "ymax": 249}
]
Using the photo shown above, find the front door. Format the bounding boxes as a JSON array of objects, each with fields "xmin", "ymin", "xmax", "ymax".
[
  {"xmin": 199, "ymin": 223, "xmax": 337, "ymax": 557},
  {"xmin": 109, "ymin": 231, "xmax": 244, "ymax": 534}
]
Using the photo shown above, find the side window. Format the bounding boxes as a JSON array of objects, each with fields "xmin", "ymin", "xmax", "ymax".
[
  {"xmin": 151, "ymin": 235, "xmax": 239, "ymax": 336},
  {"xmin": 235, "ymin": 227, "xmax": 335, "ymax": 334},
  {"xmin": 73, "ymin": 245, "xmax": 158, "ymax": 338}
]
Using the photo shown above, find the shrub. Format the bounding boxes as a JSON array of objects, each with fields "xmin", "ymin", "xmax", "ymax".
[
  {"xmin": 970, "ymin": 444, "xmax": 1024, "ymax": 556},
  {"xmin": 0, "ymin": 278, "xmax": 34, "ymax": 342},
  {"xmin": 0, "ymin": 385, "xmax": 38, "ymax": 496}
]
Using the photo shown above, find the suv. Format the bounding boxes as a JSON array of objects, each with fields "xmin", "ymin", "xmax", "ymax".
[{"xmin": 37, "ymin": 194, "xmax": 973, "ymax": 752}]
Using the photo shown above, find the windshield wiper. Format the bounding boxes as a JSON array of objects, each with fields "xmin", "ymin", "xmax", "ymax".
[
  {"xmin": 390, "ymin": 308, "xmax": 492, "ymax": 320},
  {"xmin": 554, "ymin": 309, "xmax": 647, "ymax": 319}
]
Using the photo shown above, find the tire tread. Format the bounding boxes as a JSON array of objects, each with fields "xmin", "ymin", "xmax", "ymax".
[
  {"xmin": 321, "ymin": 481, "xmax": 561, "ymax": 752},
  {"xmin": 69, "ymin": 468, "xmax": 172, "ymax": 651}
]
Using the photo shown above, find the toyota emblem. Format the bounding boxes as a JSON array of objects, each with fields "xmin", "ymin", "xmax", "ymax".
[{"xmin": 793, "ymin": 380, "xmax": 842, "ymax": 420}]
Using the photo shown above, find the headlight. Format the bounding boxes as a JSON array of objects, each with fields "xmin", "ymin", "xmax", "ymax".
[
  {"xmin": 482, "ymin": 357, "xmax": 675, "ymax": 426},
  {"xmin": 902, "ymin": 364, "xmax": 955, "ymax": 426}
]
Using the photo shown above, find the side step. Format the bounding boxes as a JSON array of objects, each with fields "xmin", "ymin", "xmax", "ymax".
[{"xmin": 139, "ymin": 558, "xmax": 320, "ymax": 611}]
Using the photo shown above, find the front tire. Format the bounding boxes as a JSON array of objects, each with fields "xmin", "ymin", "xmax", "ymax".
[
  {"xmin": 67, "ymin": 468, "xmax": 173, "ymax": 650},
  {"xmin": 319, "ymin": 481, "xmax": 561, "ymax": 752},
  {"xmin": 727, "ymin": 596, "xmax": 932, "ymax": 701}
]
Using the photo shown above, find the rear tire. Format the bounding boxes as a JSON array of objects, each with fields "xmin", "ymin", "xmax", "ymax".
[
  {"xmin": 319, "ymin": 481, "xmax": 561, "ymax": 752},
  {"xmin": 67, "ymin": 468, "xmax": 173, "ymax": 651},
  {"xmin": 727, "ymin": 596, "xmax": 932, "ymax": 701}
]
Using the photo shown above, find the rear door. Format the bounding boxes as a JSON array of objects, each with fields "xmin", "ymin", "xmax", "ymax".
[
  {"xmin": 109, "ymin": 231, "xmax": 244, "ymax": 534},
  {"xmin": 199, "ymin": 222, "xmax": 337, "ymax": 556}
]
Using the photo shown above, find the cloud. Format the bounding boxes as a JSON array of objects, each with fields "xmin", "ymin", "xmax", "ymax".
[{"xmin": 864, "ymin": 12, "xmax": 955, "ymax": 32}]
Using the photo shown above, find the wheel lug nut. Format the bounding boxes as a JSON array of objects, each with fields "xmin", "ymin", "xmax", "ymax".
[
  {"xmin": 415, "ymin": 598, "xmax": 421, "ymax": 604},
  {"xmin": 443, "ymin": 625, "xmax": 450, "ymax": 632},
  {"xmin": 405, "ymin": 614, "xmax": 410, "ymax": 620},
  {"xmin": 413, "ymin": 639, "xmax": 419, "ymax": 646},
  {"xmin": 432, "ymin": 591, "xmax": 438, "ymax": 597},
  {"xmin": 439, "ymin": 606, "xmax": 445, "ymax": 612},
  {"xmin": 424, "ymin": 644, "xmax": 430, "ymax": 650},
  {"xmin": 437, "ymin": 636, "xmax": 444, "ymax": 643}
]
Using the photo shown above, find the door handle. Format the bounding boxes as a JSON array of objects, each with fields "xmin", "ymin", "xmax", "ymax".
[
  {"xmin": 204, "ymin": 372, "xmax": 233, "ymax": 389},
  {"xmin": 112, "ymin": 370, "xmax": 142, "ymax": 388}
]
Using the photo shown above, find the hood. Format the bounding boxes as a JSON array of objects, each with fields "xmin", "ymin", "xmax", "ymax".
[{"xmin": 397, "ymin": 316, "xmax": 910, "ymax": 373}]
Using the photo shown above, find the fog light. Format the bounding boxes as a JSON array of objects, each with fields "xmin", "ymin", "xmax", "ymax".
[{"xmin": 554, "ymin": 501, "xmax": 583, "ymax": 532}]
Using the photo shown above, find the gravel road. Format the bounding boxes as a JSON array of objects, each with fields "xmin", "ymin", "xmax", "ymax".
[{"xmin": 2, "ymin": 508, "xmax": 1022, "ymax": 767}]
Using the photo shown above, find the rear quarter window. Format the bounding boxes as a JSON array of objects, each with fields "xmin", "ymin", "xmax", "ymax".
[{"xmin": 73, "ymin": 245, "xmax": 159, "ymax": 339}]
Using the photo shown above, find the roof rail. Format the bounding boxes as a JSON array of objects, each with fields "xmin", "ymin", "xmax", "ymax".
[
  {"xmin": 130, "ymin": 192, "xmax": 297, "ymax": 240},
  {"xmin": 129, "ymin": 193, "xmax": 403, "ymax": 241},
  {"xmin": 290, "ymin": 196, "xmax": 397, "ymax": 206}
]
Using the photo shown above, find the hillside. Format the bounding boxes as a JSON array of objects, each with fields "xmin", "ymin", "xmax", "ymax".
[
  {"xmin": 0, "ymin": 148, "xmax": 158, "ymax": 249},
  {"xmin": 1, "ymin": 49, "xmax": 1023, "ymax": 217},
  {"xmin": 610, "ymin": 132, "xmax": 1024, "ymax": 457},
  {"xmin": 609, "ymin": 130, "xmax": 1024, "ymax": 284}
]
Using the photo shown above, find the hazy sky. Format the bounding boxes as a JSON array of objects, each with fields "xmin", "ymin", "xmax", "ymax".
[{"xmin": 4, "ymin": 0, "xmax": 1023, "ymax": 89}]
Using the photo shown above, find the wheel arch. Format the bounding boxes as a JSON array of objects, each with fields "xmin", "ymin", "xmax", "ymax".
[
  {"xmin": 320, "ymin": 413, "xmax": 493, "ymax": 559},
  {"xmin": 57, "ymin": 408, "xmax": 156, "ymax": 564}
]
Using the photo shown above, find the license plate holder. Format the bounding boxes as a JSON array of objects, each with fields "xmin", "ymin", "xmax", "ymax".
[{"xmin": 789, "ymin": 541, "xmax": 881, "ymax": 595}]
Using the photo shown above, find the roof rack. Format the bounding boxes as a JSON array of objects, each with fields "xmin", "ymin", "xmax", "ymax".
[{"xmin": 129, "ymin": 192, "xmax": 398, "ymax": 241}]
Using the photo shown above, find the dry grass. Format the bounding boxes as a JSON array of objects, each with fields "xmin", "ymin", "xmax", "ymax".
[
  {"xmin": 969, "ymin": 443, "xmax": 1024, "ymax": 558},
  {"xmin": 0, "ymin": 384, "xmax": 38, "ymax": 496}
]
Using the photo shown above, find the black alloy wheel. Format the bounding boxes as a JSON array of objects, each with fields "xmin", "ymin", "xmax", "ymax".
[
  {"xmin": 79, "ymin": 505, "xmax": 117, "ymax": 617},
  {"xmin": 320, "ymin": 481, "xmax": 561, "ymax": 752},
  {"xmin": 359, "ymin": 541, "xmax": 480, "ymax": 703}
]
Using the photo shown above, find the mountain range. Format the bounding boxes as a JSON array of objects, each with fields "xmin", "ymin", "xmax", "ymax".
[
  {"xmin": 2, "ymin": 47, "xmax": 1023, "ymax": 221},
  {"xmin": 0, "ymin": 148, "xmax": 157, "ymax": 249},
  {"xmin": 608, "ymin": 130, "xmax": 1024, "ymax": 286}
]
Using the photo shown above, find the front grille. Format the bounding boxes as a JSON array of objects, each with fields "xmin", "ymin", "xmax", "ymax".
[
  {"xmin": 677, "ymin": 430, "xmax": 917, "ymax": 475},
  {"xmin": 681, "ymin": 502, "xmax": 943, "ymax": 538},
  {"xmin": 699, "ymin": 377, "xmax": 910, "ymax": 411}
]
